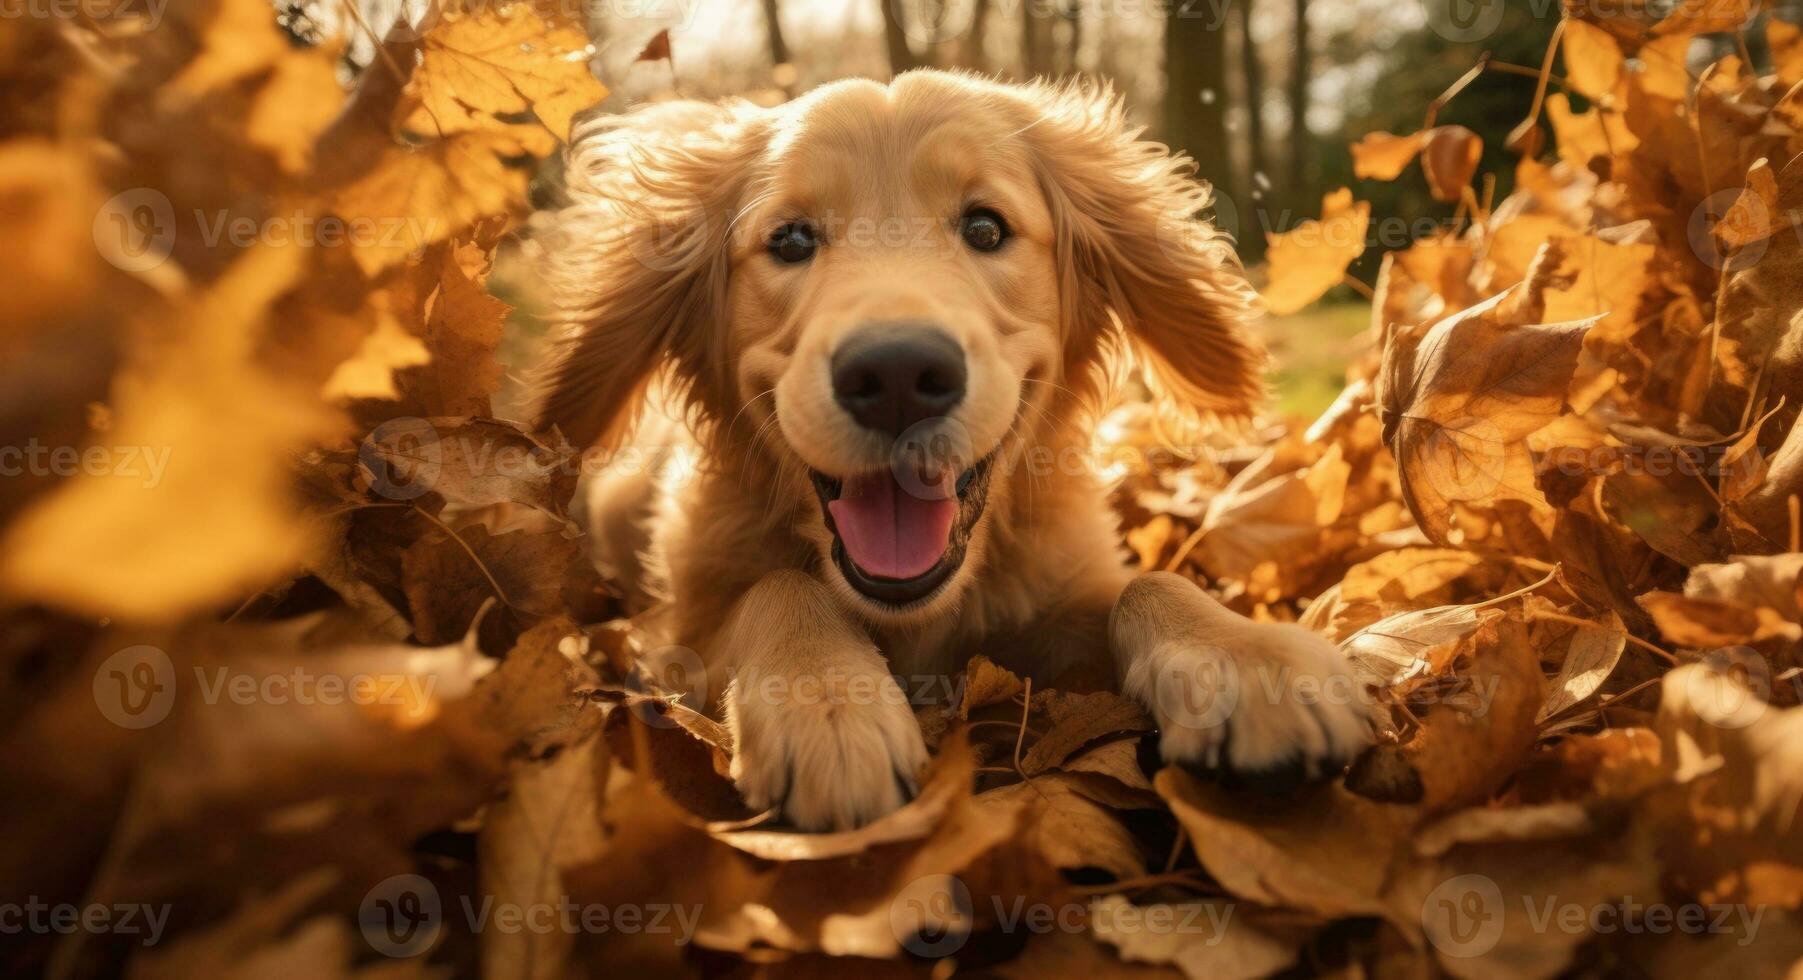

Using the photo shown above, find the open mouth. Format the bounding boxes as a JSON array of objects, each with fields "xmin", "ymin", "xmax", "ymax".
[{"xmin": 809, "ymin": 453, "xmax": 997, "ymax": 606}]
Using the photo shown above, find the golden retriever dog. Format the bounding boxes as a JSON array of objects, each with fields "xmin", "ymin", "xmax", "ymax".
[{"xmin": 534, "ymin": 70, "xmax": 1378, "ymax": 830}]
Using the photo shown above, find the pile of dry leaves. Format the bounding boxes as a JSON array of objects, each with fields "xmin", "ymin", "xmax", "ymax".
[{"xmin": 3, "ymin": 1, "xmax": 1802, "ymax": 977}]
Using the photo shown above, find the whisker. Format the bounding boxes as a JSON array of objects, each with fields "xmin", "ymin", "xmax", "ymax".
[{"xmin": 723, "ymin": 388, "xmax": 777, "ymax": 448}]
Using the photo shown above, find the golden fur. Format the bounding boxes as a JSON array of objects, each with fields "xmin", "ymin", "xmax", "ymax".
[{"xmin": 535, "ymin": 71, "xmax": 1375, "ymax": 831}]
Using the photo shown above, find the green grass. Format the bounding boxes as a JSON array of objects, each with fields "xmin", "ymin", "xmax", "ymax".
[{"xmin": 1262, "ymin": 301, "xmax": 1373, "ymax": 421}]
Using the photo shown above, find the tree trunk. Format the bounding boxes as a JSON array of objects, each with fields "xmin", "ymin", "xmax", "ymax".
[
  {"xmin": 1164, "ymin": 8, "xmax": 1236, "ymax": 226},
  {"xmin": 1287, "ymin": 0, "xmax": 1309, "ymax": 205},
  {"xmin": 761, "ymin": 0, "xmax": 789, "ymax": 67},
  {"xmin": 1238, "ymin": 0, "xmax": 1267, "ymax": 258},
  {"xmin": 1064, "ymin": 2, "xmax": 1082, "ymax": 76},
  {"xmin": 1021, "ymin": 2, "xmax": 1051, "ymax": 77},
  {"xmin": 963, "ymin": 0, "xmax": 990, "ymax": 70},
  {"xmin": 883, "ymin": 0, "xmax": 925, "ymax": 75}
]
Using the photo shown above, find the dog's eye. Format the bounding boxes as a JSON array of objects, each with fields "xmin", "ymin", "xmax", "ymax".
[
  {"xmin": 960, "ymin": 209, "xmax": 1008, "ymax": 252},
  {"xmin": 767, "ymin": 222, "xmax": 819, "ymax": 264}
]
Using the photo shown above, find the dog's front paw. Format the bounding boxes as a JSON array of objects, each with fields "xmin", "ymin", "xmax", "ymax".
[
  {"xmin": 724, "ymin": 666, "xmax": 929, "ymax": 831},
  {"xmin": 1123, "ymin": 621, "xmax": 1379, "ymax": 795}
]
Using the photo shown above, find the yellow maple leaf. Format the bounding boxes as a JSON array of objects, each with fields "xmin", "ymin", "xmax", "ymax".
[
  {"xmin": 1350, "ymin": 131, "xmax": 1427, "ymax": 180},
  {"xmin": 1260, "ymin": 189, "xmax": 1370, "ymax": 316},
  {"xmin": 321, "ymin": 297, "xmax": 432, "ymax": 402},
  {"xmin": 402, "ymin": 6, "xmax": 605, "ymax": 144},
  {"xmin": 0, "ymin": 243, "xmax": 336, "ymax": 621}
]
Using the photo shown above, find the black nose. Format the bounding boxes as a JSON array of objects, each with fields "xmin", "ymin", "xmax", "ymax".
[{"xmin": 830, "ymin": 324, "xmax": 967, "ymax": 437}]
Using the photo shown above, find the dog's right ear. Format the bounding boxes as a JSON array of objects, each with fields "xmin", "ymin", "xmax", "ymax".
[{"xmin": 533, "ymin": 101, "xmax": 763, "ymax": 448}]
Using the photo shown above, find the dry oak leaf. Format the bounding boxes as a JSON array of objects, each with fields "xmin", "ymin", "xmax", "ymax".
[
  {"xmin": 974, "ymin": 773, "xmax": 1145, "ymax": 879},
  {"xmin": 81, "ymin": 613, "xmax": 550, "ymax": 922},
  {"xmin": 1019, "ymin": 689, "xmax": 1152, "ymax": 775},
  {"xmin": 1377, "ymin": 267, "xmax": 1598, "ymax": 545},
  {"xmin": 1544, "ymin": 92, "xmax": 1637, "ymax": 170},
  {"xmin": 1350, "ymin": 130, "xmax": 1429, "ymax": 179},
  {"xmin": 1158, "ymin": 770, "xmax": 1416, "ymax": 926},
  {"xmin": 1637, "ymin": 553, "xmax": 1803, "ymax": 648},
  {"xmin": 355, "ymin": 417, "xmax": 580, "ymax": 518},
  {"xmin": 1653, "ymin": 664, "xmax": 1803, "ymax": 906},
  {"xmin": 401, "ymin": 5, "xmax": 605, "ymax": 144},
  {"xmin": 602, "ymin": 694, "xmax": 750, "ymax": 822},
  {"xmin": 1535, "ymin": 610, "xmax": 1627, "ymax": 724},
  {"xmin": 1484, "ymin": 220, "xmax": 1658, "ymax": 353},
  {"xmin": 400, "ymin": 520, "xmax": 582, "ymax": 645},
  {"xmin": 563, "ymin": 735, "xmax": 1054, "ymax": 962},
  {"xmin": 1386, "ymin": 809, "xmax": 1662, "ymax": 980},
  {"xmin": 1331, "ymin": 547, "xmax": 1491, "ymax": 638},
  {"xmin": 1260, "ymin": 188, "xmax": 1370, "ymax": 315},
  {"xmin": 1599, "ymin": 451, "xmax": 1722, "ymax": 567},
  {"xmin": 709, "ymin": 733, "xmax": 979, "ymax": 862},
  {"xmin": 1715, "ymin": 157, "xmax": 1779, "ymax": 249},
  {"xmin": 1389, "ymin": 234, "xmax": 1479, "ymax": 320},
  {"xmin": 472, "ymin": 616, "xmax": 601, "ymax": 755},
  {"xmin": 1514, "ymin": 727, "xmax": 1665, "ymax": 804},
  {"xmin": 478, "ymin": 733, "xmax": 609, "ymax": 980},
  {"xmin": 1482, "ymin": 214, "xmax": 1573, "ymax": 293},
  {"xmin": 1420, "ymin": 126, "xmax": 1483, "ymax": 204},
  {"xmin": 1339, "ymin": 593, "xmax": 1507, "ymax": 686},
  {"xmin": 1702, "ymin": 155, "xmax": 1803, "ymax": 434},
  {"xmin": 958, "ymin": 654, "xmax": 1027, "ymax": 718},
  {"xmin": 1350, "ymin": 127, "xmax": 1482, "ymax": 202},
  {"xmin": 1534, "ymin": 231, "xmax": 1656, "ymax": 346},
  {"xmin": 1734, "ymin": 358, "xmax": 1803, "ymax": 548},
  {"xmin": 1346, "ymin": 615, "xmax": 1547, "ymax": 812},
  {"xmin": 1089, "ymin": 894, "xmax": 1298, "ymax": 980},
  {"xmin": 390, "ymin": 242, "xmax": 512, "ymax": 417},
  {"xmin": 1056, "ymin": 738, "xmax": 1163, "ymax": 809},
  {"xmin": 1192, "ymin": 442, "xmax": 1351, "ymax": 600}
]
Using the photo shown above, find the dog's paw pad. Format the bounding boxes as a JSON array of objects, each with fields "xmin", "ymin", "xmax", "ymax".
[
  {"xmin": 1129, "ymin": 623, "xmax": 1379, "ymax": 794},
  {"xmin": 726, "ymin": 673, "xmax": 929, "ymax": 832}
]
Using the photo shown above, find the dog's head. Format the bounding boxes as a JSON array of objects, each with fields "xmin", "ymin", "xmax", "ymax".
[{"xmin": 536, "ymin": 71, "xmax": 1263, "ymax": 618}]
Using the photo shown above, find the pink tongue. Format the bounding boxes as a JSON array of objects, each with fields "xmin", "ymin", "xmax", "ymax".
[{"xmin": 827, "ymin": 471, "xmax": 957, "ymax": 580}]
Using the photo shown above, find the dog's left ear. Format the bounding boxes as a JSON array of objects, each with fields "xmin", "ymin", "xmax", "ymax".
[
  {"xmin": 1023, "ymin": 83, "xmax": 1266, "ymax": 420},
  {"xmin": 532, "ymin": 101, "xmax": 762, "ymax": 449}
]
